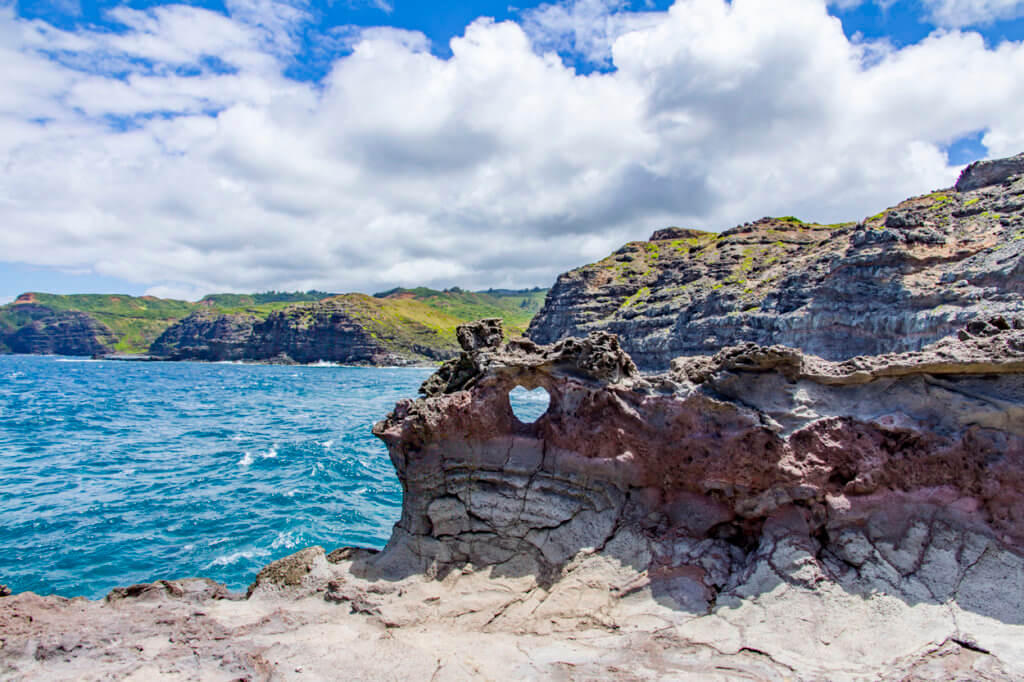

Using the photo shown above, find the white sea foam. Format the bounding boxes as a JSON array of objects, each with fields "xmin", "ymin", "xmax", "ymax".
[
  {"xmin": 262, "ymin": 447, "xmax": 278, "ymax": 459},
  {"xmin": 238, "ymin": 452, "xmax": 254, "ymax": 466},
  {"xmin": 271, "ymin": 531, "xmax": 300, "ymax": 550},
  {"xmin": 209, "ymin": 550, "xmax": 256, "ymax": 567},
  {"xmin": 319, "ymin": 440, "xmax": 334, "ymax": 450},
  {"xmin": 230, "ymin": 434, "xmax": 243, "ymax": 442},
  {"xmin": 55, "ymin": 358, "xmax": 98, "ymax": 363}
]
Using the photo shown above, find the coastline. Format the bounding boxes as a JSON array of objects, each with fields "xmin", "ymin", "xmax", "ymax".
[
  {"xmin": 0, "ymin": 351, "xmax": 443, "ymax": 370},
  {"xmin": 3, "ymin": 319, "xmax": 1023, "ymax": 680}
]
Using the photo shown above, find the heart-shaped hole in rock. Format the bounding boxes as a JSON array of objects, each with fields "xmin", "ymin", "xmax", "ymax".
[{"xmin": 508, "ymin": 386, "xmax": 551, "ymax": 424}]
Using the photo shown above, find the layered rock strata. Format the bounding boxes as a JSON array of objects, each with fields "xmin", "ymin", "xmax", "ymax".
[
  {"xmin": 3, "ymin": 319, "xmax": 1024, "ymax": 680},
  {"xmin": 150, "ymin": 301, "xmax": 424, "ymax": 365},
  {"xmin": 0, "ymin": 303, "xmax": 117, "ymax": 356},
  {"xmin": 528, "ymin": 152, "xmax": 1024, "ymax": 369}
]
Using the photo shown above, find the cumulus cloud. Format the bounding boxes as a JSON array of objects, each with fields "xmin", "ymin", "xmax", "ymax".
[
  {"xmin": 830, "ymin": 0, "xmax": 1024, "ymax": 26},
  {"xmin": 1, "ymin": 0, "xmax": 1023, "ymax": 298},
  {"xmin": 522, "ymin": 0, "xmax": 664, "ymax": 66},
  {"xmin": 923, "ymin": 0, "xmax": 1024, "ymax": 26}
]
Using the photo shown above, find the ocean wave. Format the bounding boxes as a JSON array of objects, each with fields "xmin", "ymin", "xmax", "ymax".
[
  {"xmin": 0, "ymin": 355, "xmax": 413, "ymax": 598},
  {"xmin": 208, "ymin": 550, "xmax": 259, "ymax": 567},
  {"xmin": 271, "ymin": 530, "xmax": 303, "ymax": 550}
]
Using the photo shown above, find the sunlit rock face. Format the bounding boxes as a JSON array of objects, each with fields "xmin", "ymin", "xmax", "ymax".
[
  {"xmin": 367, "ymin": 318, "xmax": 1024, "ymax": 677},
  {"xmin": 528, "ymin": 152, "xmax": 1024, "ymax": 370}
]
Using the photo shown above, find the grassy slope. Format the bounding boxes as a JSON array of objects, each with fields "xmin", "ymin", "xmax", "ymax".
[
  {"xmin": 320, "ymin": 288, "xmax": 547, "ymax": 359},
  {"xmin": 0, "ymin": 288, "xmax": 548, "ymax": 357},
  {"xmin": 0, "ymin": 292, "xmax": 332, "ymax": 354}
]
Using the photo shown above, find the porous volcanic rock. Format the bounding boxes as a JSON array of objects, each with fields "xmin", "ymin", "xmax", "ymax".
[
  {"xmin": 528, "ymin": 153, "xmax": 1024, "ymax": 370},
  {"xmin": 3, "ymin": 320, "xmax": 1023, "ymax": 680},
  {"xmin": 369, "ymin": 319, "xmax": 1024, "ymax": 677}
]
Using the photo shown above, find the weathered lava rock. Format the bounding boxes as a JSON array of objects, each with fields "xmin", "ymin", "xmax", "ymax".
[
  {"xmin": 364, "ymin": 318, "xmax": 1024, "ymax": 676},
  {"xmin": 376, "ymin": 319, "xmax": 1024, "ymax": 573},
  {"xmin": 528, "ymin": 153, "xmax": 1024, "ymax": 370}
]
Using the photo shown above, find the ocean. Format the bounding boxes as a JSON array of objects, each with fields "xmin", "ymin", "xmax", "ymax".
[{"xmin": 0, "ymin": 355, "xmax": 548, "ymax": 599}]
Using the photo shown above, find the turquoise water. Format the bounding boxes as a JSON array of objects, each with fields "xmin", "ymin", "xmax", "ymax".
[{"xmin": 0, "ymin": 355, "xmax": 435, "ymax": 599}]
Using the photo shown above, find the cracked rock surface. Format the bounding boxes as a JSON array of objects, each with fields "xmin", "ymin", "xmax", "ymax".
[{"xmin": 2, "ymin": 320, "xmax": 1024, "ymax": 680}]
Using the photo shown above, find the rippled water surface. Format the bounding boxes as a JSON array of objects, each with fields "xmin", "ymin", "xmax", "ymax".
[{"xmin": 0, "ymin": 356, "xmax": 439, "ymax": 599}]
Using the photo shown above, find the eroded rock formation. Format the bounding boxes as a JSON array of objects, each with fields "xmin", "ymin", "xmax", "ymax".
[
  {"xmin": 150, "ymin": 301, "xmax": 421, "ymax": 365},
  {"xmin": 528, "ymin": 152, "xmax": 1024, "ymax": 369},
  {"xmin": 3, "ymin": 319, "xmax": 1023, "ymax": 680},
  {"xmin": 0, "ymin": 303, "xmax": 117, "ymax": 356}
]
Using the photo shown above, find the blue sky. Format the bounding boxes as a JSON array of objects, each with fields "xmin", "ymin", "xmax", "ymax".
[{"xmin": 1, "ymin": 0, "xmax": 1023, "ymax": 301}]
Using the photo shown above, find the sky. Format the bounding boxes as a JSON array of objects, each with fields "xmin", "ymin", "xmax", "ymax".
[{"xmin": 1, "ymin": 0, "xmax": 1023, "ymax": 302}]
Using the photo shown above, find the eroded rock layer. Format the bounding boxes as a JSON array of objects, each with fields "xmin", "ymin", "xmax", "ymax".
[
  {"xmin": 528, "ymin": 153, "xmax": 1024, "ymax": 369},
  {"xmin": 368, "ymin": 319, "xmax": 1024, "ymax": 677}
]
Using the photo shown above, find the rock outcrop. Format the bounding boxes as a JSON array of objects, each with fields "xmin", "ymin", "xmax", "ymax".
[
  {"xmin": 0, "ymin": 303, "xmax": 117, "ymax": 356},
  {"xmin": 528, "ymin": 153, "xmax": 1024, "ymax": 370},
  {"xmin": 4, "ymin": 319, "xmax": 1022, "ymax": 680},
  {"xmin": 148, "ymin": 310, "xmax": 259, "ymax": 361},
  {"xmin": 150, "ymin": 300, "xmax": 438, "ymax": 365}
]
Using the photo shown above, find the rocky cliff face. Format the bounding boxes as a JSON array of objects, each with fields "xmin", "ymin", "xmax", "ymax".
[
  {"xmin": 148, "ymin": 310, "xmax": 258, "ymax": 361},
  {"xmin": 3, "ymin": 319, "xmax": 1024, "ymax": 679},
  {"xmin": 150, "ymin": 301, "xmax": 423, "ymax": 365},
  {"xmin": 366, "ymin": 318, "xmax": 1024, "ymax": 677},
  {"xmin": 528, "ymin": 153, "xmax": 1024, "ymax": 370},
  {"xmin": 0, "ymin": 303, "xmax": 117, "ymax": 356}
]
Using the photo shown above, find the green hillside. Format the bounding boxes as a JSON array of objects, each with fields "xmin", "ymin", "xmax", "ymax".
[
  {"xmin": 312, "ymin": 287, "xmax": 548, "ymax": 359},
  {"xmin": 0, "ymin": 291, "xmax": 335, "ymax": 354},
  {"xmin": 0, "ymin": 287, "xmax": 549, "ymax": 358},
  {"xmin": 373, "ymin": 287, "xmax": 547, "ymax": 337}
]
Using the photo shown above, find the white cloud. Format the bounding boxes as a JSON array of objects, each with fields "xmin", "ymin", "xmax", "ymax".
[
  {"xmin": 0, "ymin": 0, "xmax": 1023, "ymax": 298},
  {"xmin": 522, "ymin": 0, "xmax": 663, "ymax": 66},
  {"xmin": 829, "ymin": 0, "xmax": 1024, "ymax": 26},
  {"xmin": 929, "ymin": 0, "xmax": 1024, "ymax": 26}
]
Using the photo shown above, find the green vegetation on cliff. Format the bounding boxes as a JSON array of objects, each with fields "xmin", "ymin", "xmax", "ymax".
[
  {"xmin": 528, "ymin": 156, "xmax": 1024, "ymax": 369},
  {"xmin": 0, "ymin": 287, "xmax": 548, "ymax": 361},
  {"xmin": 0, "ymin": 292, "xmax": 323, "ymax": 354},
  {"xmin": 327, "ymin": 287, "xmax": 547, "ymax": 360}
]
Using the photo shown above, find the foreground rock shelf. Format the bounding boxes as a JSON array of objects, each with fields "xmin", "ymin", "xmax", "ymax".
[{"xmin": 2, "ymin": 319, "xmax": 1024, "ymax": 680}]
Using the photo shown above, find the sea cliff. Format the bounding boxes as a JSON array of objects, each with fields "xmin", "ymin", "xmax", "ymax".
[
  {"xmin": 528, "ymin": 153, "xmax": 1024, "ymax": 370},
  {"xmin": 3, "ymin": 318, "xmax": 1023, "ymax": 680},
  {"xmin": 0, "ymin": 288, "xmax": 546, "ymax": 364}
]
